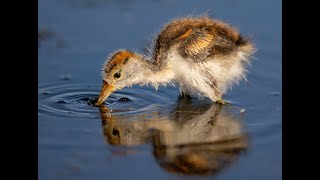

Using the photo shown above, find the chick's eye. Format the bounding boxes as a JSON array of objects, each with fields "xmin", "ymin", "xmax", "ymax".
[{"xmin": 114, "ymin": 72, "xmax": 121, "ymax": 78}]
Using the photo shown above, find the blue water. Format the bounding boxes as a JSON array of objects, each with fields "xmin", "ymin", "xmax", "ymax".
[{"xmin": 38, "ymin": 0, "xmax": 282, "ymax": 179}]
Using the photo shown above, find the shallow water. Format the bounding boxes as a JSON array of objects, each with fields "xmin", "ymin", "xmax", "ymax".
[{"xmin": 39, "ymin": 0, "xmax": 281, "ymax": 179}]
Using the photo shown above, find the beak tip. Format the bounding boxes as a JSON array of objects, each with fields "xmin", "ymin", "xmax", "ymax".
[
  {"xmin": 96, "ymin": 81, "xmax": 115, "ymax": 106},
  {"xmin": 94, "ymin": 97, "xmax": 105, "ymax": 106}
]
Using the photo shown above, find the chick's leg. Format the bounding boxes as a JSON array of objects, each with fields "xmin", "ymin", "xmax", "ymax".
[
  {"xmin": 216, "ymin": 97, "xmax": 227, "ymax": 104},
  {"xmin": 214, "ymin": 90, "xmax": 229, "ymax": 105}
]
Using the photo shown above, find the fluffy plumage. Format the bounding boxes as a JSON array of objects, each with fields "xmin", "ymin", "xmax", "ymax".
[{"xmin": 98, "ymin": 16, "xmax": 255, "ymax": 103}]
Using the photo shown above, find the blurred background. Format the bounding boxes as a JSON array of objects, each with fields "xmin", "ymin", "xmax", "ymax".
[{"xmin": 38, "ymin": 0, "xmax": 281, "ymax": 179}]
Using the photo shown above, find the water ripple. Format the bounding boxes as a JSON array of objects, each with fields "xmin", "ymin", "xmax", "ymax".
[{"xmin": 38, "ymin": 83, "xmax": 177, "ymax": 118}]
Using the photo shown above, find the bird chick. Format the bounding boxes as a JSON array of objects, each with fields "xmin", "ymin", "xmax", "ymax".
[{"xmin": 96, "ymin": 16, "xmax": 255, "ymax": 105}]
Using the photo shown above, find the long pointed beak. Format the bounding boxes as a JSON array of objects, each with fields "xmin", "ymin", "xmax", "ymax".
[{"xmin": 96, "ymin": 81, "xmax": 115, "ymax": 105}]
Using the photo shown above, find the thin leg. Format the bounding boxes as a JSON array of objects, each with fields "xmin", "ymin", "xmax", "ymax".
[
  {"xmin": 177, "ymin": 91, "xmax": 192, "ymax": 105},
  {"xmin": 180, "ymin": 91, "xmax": 191, "ymax": 98},
  {"xmin": 216, "ymin": 97, "xmax": 229, "ymax": 105}
]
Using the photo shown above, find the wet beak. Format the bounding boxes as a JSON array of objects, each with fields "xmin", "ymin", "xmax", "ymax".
[{"xmin": 96, "ymin": 81, "xmax": 115, "ymax": 105}]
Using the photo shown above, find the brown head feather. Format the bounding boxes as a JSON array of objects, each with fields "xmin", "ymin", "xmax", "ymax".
[{"xmin": 105, "ymin": 51, "xmax": 134, "ymax": 70}]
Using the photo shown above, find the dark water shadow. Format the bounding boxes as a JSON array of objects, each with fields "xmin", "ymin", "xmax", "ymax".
[
  {"xmin": 38, "ymin": 27, "xmax": 65, "ymax": 49},
  {"xmin": 99, "ymin": 97, "xmax": 249, "ymax": 176},
  {"xmin": 58, "ymin": 0, "xmax": 135, "ymax": 10}
]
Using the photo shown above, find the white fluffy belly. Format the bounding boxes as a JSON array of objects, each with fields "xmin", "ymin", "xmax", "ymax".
[{"xmin": 169, "ymin": 50, "xmax": 248, "ymax": 101}]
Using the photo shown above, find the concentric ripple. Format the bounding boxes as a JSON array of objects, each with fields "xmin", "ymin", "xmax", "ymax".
[{"xmin": 39, "ymin": 83, "xmax": 178, "ymax": 118}]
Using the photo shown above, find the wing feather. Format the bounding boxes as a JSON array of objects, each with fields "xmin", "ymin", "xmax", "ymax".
[{"xmin": 178, "ymin": 28, "xmax": 235, "ymax": 62}]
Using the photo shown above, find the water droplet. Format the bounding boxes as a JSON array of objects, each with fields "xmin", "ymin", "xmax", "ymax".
[
  {"xmin": 270, "ymin": 92, "xmax": 281, "ymax": 96},
  {"xmin": 60, "ymin": 74, "xmax": 72, "ymax": 80},
  {"xmin": 41, "ymin": 91, "xmax": 50, "ymax": 95}
]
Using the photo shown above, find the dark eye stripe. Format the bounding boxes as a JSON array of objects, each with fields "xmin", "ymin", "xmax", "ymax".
[{"xmin": 114, "ymin": 72, "xmax": 121, "ymax": 78}]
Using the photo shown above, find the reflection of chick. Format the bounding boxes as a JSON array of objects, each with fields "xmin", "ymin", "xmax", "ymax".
[
  {"xmin": 153, "ymin": 98, "xmax": 244, "ymax": 147},
  {"xmin": 100, "ymin": 106, "xmax": 175, "ymax": 146},
  {"xmin": 99, "ymin": 106, "xmax": 151, "ymax": 146},
  {"xmin": 153, "ymin": 141, "xmax": 247, "ymax": 175},
  {"xmin": 99, "ymin": 97, "xmax": 248, "ymax": 175},
  {"xmin": 151, "ymin": 98, "xmax": 248, "ymax": 175},
  {"xmin": 102, "ymin": 117, "xmax": 151, "ymax": 146}
]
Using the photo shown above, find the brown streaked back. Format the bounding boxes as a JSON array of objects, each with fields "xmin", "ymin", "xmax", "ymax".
[{"xmin": 153, "ymin": 16, "xmax": 250, "ymax": 64}]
